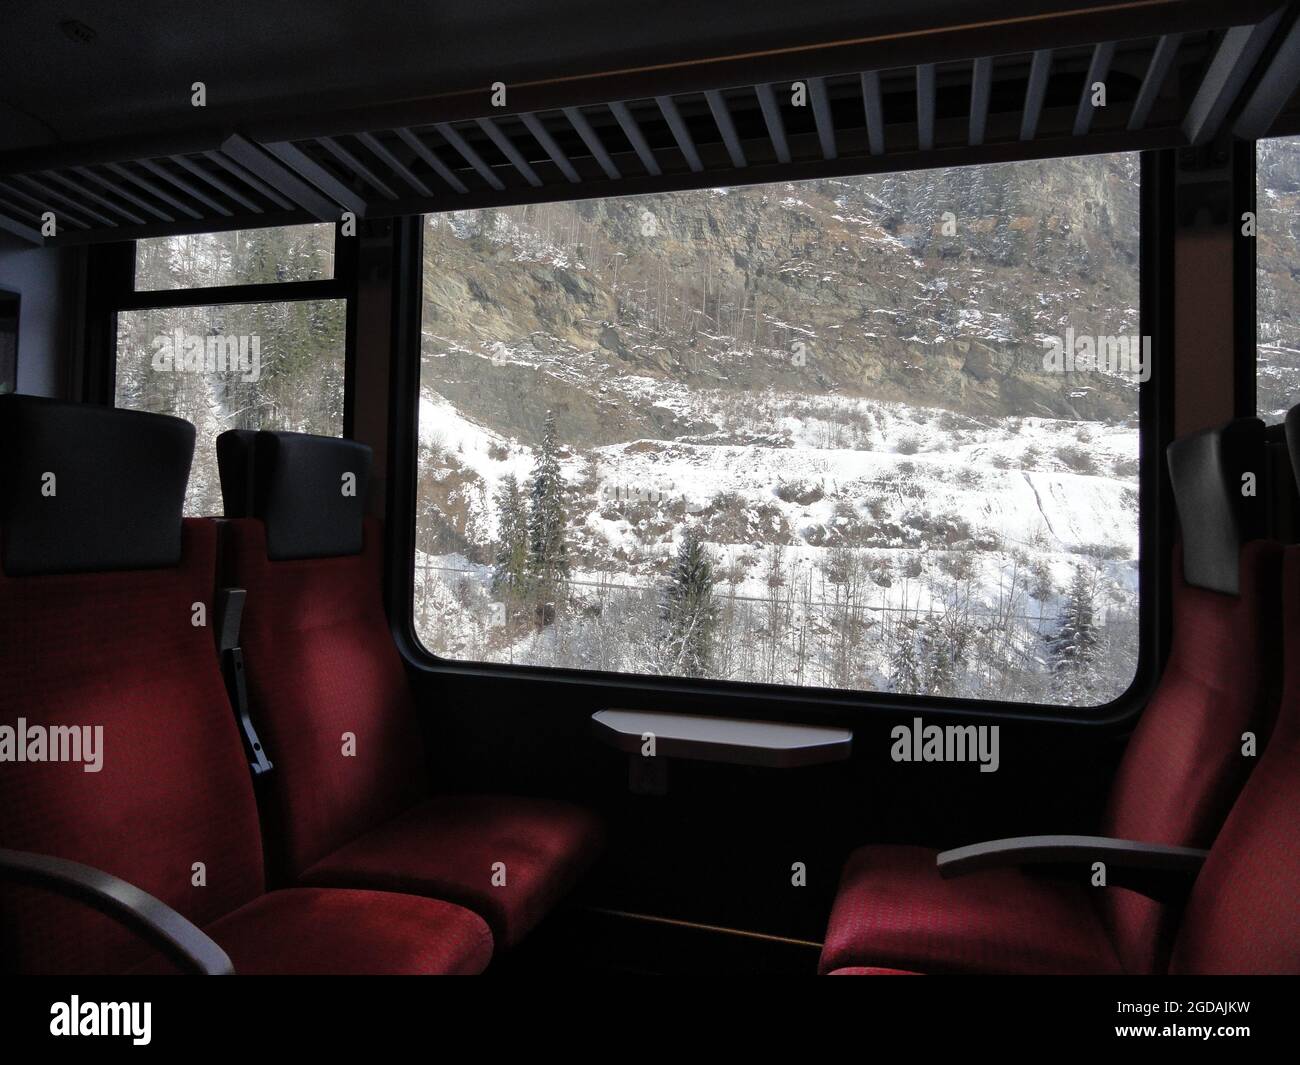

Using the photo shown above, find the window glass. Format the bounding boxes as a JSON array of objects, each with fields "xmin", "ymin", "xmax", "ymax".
[
  {"xmin": 414, "ymin": 154, "xmax": 1142, "ymax": 707},
  {"xmin": 134, "ymin": 223, "xmax": 335, "ymax": 291},
  {"xmin": 1257, "ymin": 135, "xmax": 1300, "ymax": 424},
  {"xmin": 115, "ymin": 299, "xmax": 346, "ymax": 514}
]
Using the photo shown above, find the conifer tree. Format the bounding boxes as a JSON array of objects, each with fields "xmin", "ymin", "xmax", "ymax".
[
  {"xmin": 920, "ymin": 616, "xmax": 956, "ymax": 695},
  {"xmin": 889, "ymin": 619, "xmax": 923, "ymax": 694},
  {"xmin": 662, "ymin": 525, "xmax": 720, "ymax": 677},
  {"xmin": 526, "ymin": 411, "xmax": 569, "ymax": 608},
  {"xmin": 492, "ymin": 473, "xmax": 529, "ymax": 599},
  {"xmin": 1048, "ymin": 565, "xmax": 1100, "ymax": 697}
]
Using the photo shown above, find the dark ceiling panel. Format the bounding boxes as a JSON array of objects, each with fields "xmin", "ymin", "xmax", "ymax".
[{"xmin": 1, "ymin": 5, "xmax": 1293, "ymax": 246}]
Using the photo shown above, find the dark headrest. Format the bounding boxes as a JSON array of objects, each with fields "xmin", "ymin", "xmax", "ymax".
[
  {"xmin": 215, "ymin": 429, "xmax": 257, "ymax": 518},
  {"xmin": 1287, "ymin": 406, "xmax": 1300, "ymax": 500},
  {"xmin": 1167, "ymin": 417, "xmax": 1265, "ymax": 594},
  {"xmin": 0, "ymin": 395, "xmax": 194, "ymax": 576},
  {"xmin": 217, "ymin": 430, "xmax": 371, "ymax": 561},
  {"xmin": 1263, "ymin": 421, "xmax": 1300, "ymax": 544}
]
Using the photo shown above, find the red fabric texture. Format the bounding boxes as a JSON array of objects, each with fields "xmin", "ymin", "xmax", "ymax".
[
  {"xmin": 817, "ymin": 845, "xmax": 1121, "ymax": 975},
  {"xmin": 221, "ymin": 518, "xmax": 427, "ymax": 879},
  {"xmin": 1097, "ymin": 540, "xmax": 1282, "ymax": 974},
  {"xmin": 827, "ymin": 967, "xmax": 922, "ymax": 975},
  {"xmin": 818, "ymin": 543, "xmax": 1281, "ymax": 977},
  {"xmin": 223, "ymin": 517, "xmax": 602, "ymax": 944},
  {"xmin": 134, "ymin": 888, "xmax": 493, "ymax": 976},
  {"xmin": 0, "ymin": 520, "xmax": 265, "ymax": 974},
  {"xmin": 1169, "ymin": 545, "xmax": 1300, "ymax": 975},
  {"xmin": 301, "ymin": 794, "xmax": 605, "ymax": 949}
]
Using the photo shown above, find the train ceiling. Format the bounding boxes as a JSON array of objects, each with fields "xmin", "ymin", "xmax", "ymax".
[{"xmin": 0, "ymin": 0, "xmax": 1298, "ymax": 246}]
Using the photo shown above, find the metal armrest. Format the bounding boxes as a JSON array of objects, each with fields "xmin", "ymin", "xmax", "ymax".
[
  {"xmin": 0, "ymin": 847, "xmax": 234, "ymax": 975},
  {"xmin": 936, "ymin": 834, "xmax": 1209, "ymax": 902}
]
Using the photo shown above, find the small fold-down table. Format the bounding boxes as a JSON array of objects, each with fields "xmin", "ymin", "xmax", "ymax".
[{"xmin": 593, "ymin": 709, "xmax": 852, "ymax": 792}]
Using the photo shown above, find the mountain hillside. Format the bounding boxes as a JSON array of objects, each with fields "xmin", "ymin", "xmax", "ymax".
[{"xmin": 414, "ymin": 154, "xmax": 1144, "ymax": 706}]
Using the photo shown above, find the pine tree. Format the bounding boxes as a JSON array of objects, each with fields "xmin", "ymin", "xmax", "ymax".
[
  {"xmin": 1048, "ymin": 566, "xmax": 1100, "ymax": 697},
  {"xmin": 888, "ymin": 619, "xmax": 923, "ymax": 694},
  {"xmin": 526, "ymin": 411, "xmax": 569, "ymax": 609},
  {"xmin": 920, "ymin": 616, "xmax": 956, "ymax": 696},
  {"xmin": 491, "ymin": 474, "xmax": 529, "ymax": 599},
  {"xmin": 661, "ymin": 525, "xmax": 720, "ymax": 677}
]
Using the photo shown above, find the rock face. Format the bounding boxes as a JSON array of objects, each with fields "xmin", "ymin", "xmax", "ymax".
[
  {"xmin": 421, "ymin": 152, "xmax": 1142, "ymax": 447},
  {"xmin": 413, "ymin": 153, "xmax": 1147, "ymax": 705},
  {"xmin": 1257, "ymin": 136, "xmax": 1300, "ymax": 422}
]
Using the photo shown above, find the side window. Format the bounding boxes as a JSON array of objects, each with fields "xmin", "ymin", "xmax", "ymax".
[
  {"xmin": 413, "ymin": 154, "xmax": 1144, "ymax": 709},
  {"xmin": 1257, "ymin": 134, "xmax": 1300, "ymax": 424},
  {"xmin": 113, "ymin": 224, "xmax": 348, "ymax": 515}
]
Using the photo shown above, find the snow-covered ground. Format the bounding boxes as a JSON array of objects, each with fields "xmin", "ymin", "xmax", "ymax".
[{"xmin": 412, "ymin": 378, "xmax": 1139, "ymax": 706}]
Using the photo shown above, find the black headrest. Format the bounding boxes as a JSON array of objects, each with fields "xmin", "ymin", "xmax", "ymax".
[
  {"xmin": 1166, "ymin": 417, "xmax": 1265, "ymax": 594},
  {"xmin": 1287, "ymin": 406, "xmax": 1300, "ymax": 502},
  {"xmin": 216, "ymin": 430, "xmax": 371, "ymax": 561},
  {"xmin": 0, "ymin": 395, "xmax": 194, "ymax": 576},
  {"xmin": 215, "ymin": 428, "xmax": 257, "ymax": 518},
  {"xmin": 1263, "ymin": 421, "xmax": 1300, "ymax": 545}
]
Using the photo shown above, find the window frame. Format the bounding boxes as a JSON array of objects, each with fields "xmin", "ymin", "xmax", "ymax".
[
  {"xmin": 92, "ymin": 220, "xmax": 359, "ymax": 436},
  {"xmin": 386, "ymin": 150, "xmax": 1174, "ymax": 727}
]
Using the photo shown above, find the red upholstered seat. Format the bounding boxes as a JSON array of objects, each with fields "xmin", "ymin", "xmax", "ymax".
[
  {"xmin": 301, "ymin": 794, "xmax": 605, "ymax": 951},
  {"xmin": 220, "ymin": 488, "xmax": 603, "ymax": 949},
  {"xmin": 1167, "ymin": 545, "xmax": 1300, "ymax": 975},
  {"xmin": 819, "ymin": 539, "xmax": 1282, "ymax": 976},
  {"xmin": 0, "ymin": 519, "xmax": 493, "ymax": 975},
  {"xmin": 134, "ymin": 888, "xmax": 492, "ymax": 976},
  {"xmin": 819, "ymin": 845, "xmax": 1121, "ymax": 975},
  {"xmin": 0, "ymin": 520, "xmax": 263, "ymax": 974},
  {"xmin": 0, "ymin": 400, "xmax": 493, "ymax": 975}
]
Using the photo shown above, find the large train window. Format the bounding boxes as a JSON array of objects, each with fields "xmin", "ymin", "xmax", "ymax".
[
  {"xmin": 413, "ymin": 153, "xmax": 1143, "ymax": 707},
  {"xmin": 1257, "ymin": 134, "xmax": 1300, "ymax": 425},
  {"xmin": 113, "ymin": 223, "xmax": 347, "ymax": 514}
]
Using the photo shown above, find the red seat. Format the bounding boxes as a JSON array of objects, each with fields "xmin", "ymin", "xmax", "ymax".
[
  {"xmin": 820, "ymin": 419, "xmax": 1281, "ymax": 975},
  {"xmin": 1165, "ymin": 416, "xmax": 1300, "ymax": 973},
  {"xmin": 0, "ymin": 397, "xmax": 491, "ymax": 975},
  {"xmin": 133, "ymin": 888, "xmax": 491, "ymax": 976},
  {"xmin": 300, "ymin": 794, "xmax": 604, "ymax": 951},
  {"xmin": 217, "ymin": 430, "xmax": 603, "ymax": 949},
  {"xmin": 820, "ymin": 845, "xmax": 1121, "ymax": 975}
]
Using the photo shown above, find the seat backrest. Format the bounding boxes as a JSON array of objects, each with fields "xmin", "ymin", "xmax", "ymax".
[
  {"xmin": 1097, "ymin": 418, "xmax": 1281, "ymax": 974},
  {"xmin": 1165, "ymin": 407, "xmax": 1300, "ymax": 973},
  {"xmin": 216, "ymin": 430, "xmax": 425, "ymax": 880},
  {"xmin": 1168, "ymin": 557, "xmax": 1300, "ymax": 973},
  {"xmin": 0, "ymin": 396, "xmax": 265, "ymax": 974}
]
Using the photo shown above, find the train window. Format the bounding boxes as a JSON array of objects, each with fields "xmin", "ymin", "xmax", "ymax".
[
  {"xmin": 113, "ymin": 223, "xmax": 348, "ymax": 515},
  {"xmin": 413, "ymin": 152, "xmax": 1143, "ymax": 708},
  {"xmin": 133, "ymin": 223, "xmax": 336, "ymax": 291},
  {"xmin": 1257, "ymin": 134, "xmax": 1300, "ymax": 425}
]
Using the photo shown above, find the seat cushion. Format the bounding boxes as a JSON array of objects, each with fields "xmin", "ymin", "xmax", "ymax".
[
  {"xmin": 300, "ymin": 794, "xmax": 605, "ymax": 949},
  {"xmin": 135, "ymin": 888, "xmax": 493, "ymax": 975},
  {"xmin": 818, "ymin": 845, "xmax": 1122, "ymax": 975}
]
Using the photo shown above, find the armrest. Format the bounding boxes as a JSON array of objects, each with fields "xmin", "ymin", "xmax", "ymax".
[
  {"xmin": 0, "ymin": 848, "xmax": 234, "ymax": 975},
  {"xmin": 936, "ymin": 835, "xmax": 1209, "ymax": 902}
]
